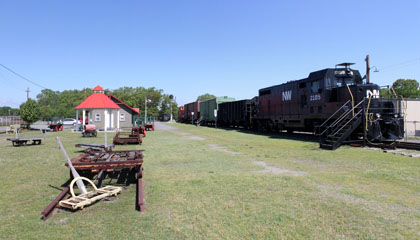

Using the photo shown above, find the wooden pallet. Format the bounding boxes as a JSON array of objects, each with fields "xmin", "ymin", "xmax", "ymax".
[{"xmin": 59, "ymin": 177, "xmax": 122, "ymax": 210}]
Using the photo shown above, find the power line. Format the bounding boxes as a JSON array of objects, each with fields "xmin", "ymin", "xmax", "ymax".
[{"xmin": 0, "ymin": 64, "xmax": 48, "ymax": 89}]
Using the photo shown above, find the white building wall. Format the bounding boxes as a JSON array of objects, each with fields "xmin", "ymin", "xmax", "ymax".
[{"xmin": 404, "ymin": 99, "xmax": 420, "ymax": 136}]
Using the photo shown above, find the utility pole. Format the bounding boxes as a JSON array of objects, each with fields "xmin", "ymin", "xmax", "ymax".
[
  {"xmin": 365, "ymin": 55, "xmax": 370, "ymax": 84},
  {"xmin": 169, "ymin": 95, "xmax": 174, "ymax": 122},
  {"xmin": 26, "ymin": 87, "xmax": 30, "ymax": 100},
  {"xmin": 144, "ymin": 96, "xmax": 147, "ymax": 125}
]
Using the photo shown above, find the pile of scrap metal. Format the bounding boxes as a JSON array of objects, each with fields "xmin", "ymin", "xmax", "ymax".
[
  {"xmin": 113, "ymin": 127, "xmax": 143, "ymax": 145},
  {"xmin": 41, "ymin": 137, "xmax": 145, "ymax": 221},
  {"xmin": 131, "ymin": 126, "xmax": 146, "ymax": 137},
  {"xmin": 75, "ymin": 143, "xmax": 114, "ymax": 153}
]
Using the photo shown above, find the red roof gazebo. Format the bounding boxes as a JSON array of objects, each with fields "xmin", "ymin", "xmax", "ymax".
[{"xmin": 75, "ymin": 85, "xmax": 122, "ymax": 130}]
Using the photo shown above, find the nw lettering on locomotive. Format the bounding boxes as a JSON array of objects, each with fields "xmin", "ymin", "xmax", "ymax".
[
  {"xmin": 366, "ymin": 89, "xmax": 380, "ymax": 98},
  {"xmin": 282, "ymin": 90, "xmax": 291, "ymax": 101}
]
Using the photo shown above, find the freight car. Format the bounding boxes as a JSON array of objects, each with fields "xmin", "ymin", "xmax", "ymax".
[
  {"xmin": 200, "ymin": 97, "xmax": 235, "ymax": 126},
  {"xmin": 158, "ymin": 114, "xmax": 170, "ymax": 122},
  {"xmin": 218, "ymin": 99, "xmax": 254, "ymax": 128},
  {"xmin": 177, "ymin": 106, "xmax": 184, "ymax": 122},
  {"xmin": 184, "ymin": 101, "xmax": 200, "ymax": 124}
]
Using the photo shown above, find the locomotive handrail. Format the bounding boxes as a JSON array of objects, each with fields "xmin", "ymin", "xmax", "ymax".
[
  {"xmin": 319, "ymin": 99, "xmax": 364, "ymax": 136},
  {"xmin": 318, "ymin": 100, "xmax": 351, "ymax": 128},
  {"xmin": 330, "ymin": 109, "xmax": 363, "ymax": 138},
  {"xmin": 330, "ymin": 99, "xmax": 364, "ymax": 128},
  {"xmin": 345, "ymin": 84, "xmax": 355, "ymax": 117}
]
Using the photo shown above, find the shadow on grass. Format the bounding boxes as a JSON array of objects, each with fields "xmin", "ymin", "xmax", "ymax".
[
  {"xmin": 195, "ymin": 124, "xmax": 319, "ymax": 143},
  {"xmin": 60, "ymin": 168, "xmax": 137, "ymax": 188}
]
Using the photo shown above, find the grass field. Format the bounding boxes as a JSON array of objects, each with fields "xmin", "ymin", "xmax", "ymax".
[{"xmin": 1, "ymin": 123, "xmax": 420, "ymax": 239}]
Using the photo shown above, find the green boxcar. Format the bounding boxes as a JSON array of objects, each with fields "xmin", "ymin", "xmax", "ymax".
[{"xmin": 200, "ymin": 97, "xmax": 235, "ymax": 125}]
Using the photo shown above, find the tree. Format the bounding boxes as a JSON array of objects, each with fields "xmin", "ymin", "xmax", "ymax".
[
  {"xmin": 197, "ymin": 93, "xmax": 216, "ymax": 101},
  {"xmin": 110, "ymin": 86, "xmax": 169, "ymax": 117},
  {"xmin": 391, "ymin": 79, "xmax": 420, "ymax": 98},
  {"xmin": 159, "ymin": 94, "xmax": 178, "ymax": 118},
  {"xmin": 36, "ymin": 88, "xmax": 90, "ymax": 119},
  {"xmin": 0, "ymin": 106, "xmax": 19, "ymax": 116},
  {"xmin": 19, "ymin": 99, "xmax": 41, "ymax": 126}
]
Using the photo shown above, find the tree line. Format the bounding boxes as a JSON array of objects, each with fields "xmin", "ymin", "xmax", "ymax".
[
  {"xmin": 17, "ymin": 86, "xmax": 178, "ymax": 125},
  {"xmin": 379, "ymin": 79, "xmax": 420, "ymax": 98},
  {"xmin": 0, "ymin": 106, "xmax": 19, "ymax": 116}
]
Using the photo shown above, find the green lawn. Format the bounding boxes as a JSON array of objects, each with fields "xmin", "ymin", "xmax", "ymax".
[{"xmin": 0, "ymin": 123, "xmax": 420, "ymax": 239}]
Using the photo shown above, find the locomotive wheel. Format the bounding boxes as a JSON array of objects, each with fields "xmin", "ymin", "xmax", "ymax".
[{"xmin": 93, "ymin": 131, "xmax": 97, "ymax": 137}]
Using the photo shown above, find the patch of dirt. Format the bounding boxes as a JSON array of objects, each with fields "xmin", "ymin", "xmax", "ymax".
[
  {"xmin": 286, "ymin": 158, "xmax": 331, "ymax": 167},
  {"xmin": 188, "ymin": 136, "xmax": 205, "ymax": 141},
  {"xmin": 208, "ymin": 143, "xmax": 240, "ymax": 155},
  {"xmin": 316, "ymin": 184, "xmax": 420, "ymax": 220},
  {"xmin": 252, "ymin": 160, "xmax": 306, "ymax": 176},
  {"xmin": 55, "ymin": 217, "xmax": 68, "ymax": 224},
  {"xmin": 154, "ymin": 122, "xmax": 178, "ymax": 130},
  {"xmin": 175, "ymin": 132, "xmax": 190, "ymax": 136}
]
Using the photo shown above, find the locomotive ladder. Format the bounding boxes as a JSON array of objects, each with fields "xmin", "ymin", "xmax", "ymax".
[{"xmin": 318, "ymin": 99, "xmax": 365, "ymax": 150}]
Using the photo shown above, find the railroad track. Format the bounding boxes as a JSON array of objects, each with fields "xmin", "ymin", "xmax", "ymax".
[
  {"xmin": 394, "ymin": 141, "xmax": 420, "ymax": 151},
  {"xmin": 366, "ymin": 141, "xmax": 420, "ymax": 151}
]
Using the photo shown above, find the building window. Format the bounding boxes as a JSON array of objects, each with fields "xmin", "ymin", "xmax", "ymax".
[
  {"xmin": 95, "ymin": 113, "xmax": 101, "ymax": 122},
  {"xmin": 120, "ymin": 113, "xmax": 125, "ymax": 121}
]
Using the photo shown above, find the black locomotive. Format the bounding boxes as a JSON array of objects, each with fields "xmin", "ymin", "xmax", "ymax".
[{"xmin": 217, "ymin": 63, "xmax": 404, "ymax": 149}]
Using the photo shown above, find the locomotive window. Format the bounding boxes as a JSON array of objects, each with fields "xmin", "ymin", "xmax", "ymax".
[
  {"xmin": 311, "ymin": 81, "xmax": 320, "ymax": 93},
  {"xmin": 325, "ymin": 78, "xmax": 332, "ymax": 89},
  {"xmin": 344, "ymin": 78, "xmax": 356, "ymax": 86}
]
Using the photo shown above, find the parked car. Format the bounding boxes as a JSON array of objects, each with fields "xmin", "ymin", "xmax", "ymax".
[{"xmin": 63, "ymin": 118, "xmax": 76, "ymax": 125}]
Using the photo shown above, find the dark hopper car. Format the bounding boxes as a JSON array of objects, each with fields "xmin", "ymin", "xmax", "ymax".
[{"xmin": 218, "ymin": 99, "xmax": 254, "ymax": 128}]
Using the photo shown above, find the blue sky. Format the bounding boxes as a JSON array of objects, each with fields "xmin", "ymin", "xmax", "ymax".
[{"xmin": 0, "ymin": 0, "xmax": 419, "ymax": 108}]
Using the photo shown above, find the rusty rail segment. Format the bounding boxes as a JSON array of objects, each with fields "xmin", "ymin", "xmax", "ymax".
[{"xmin": 41, "ymin": 187, "xmax": 70, "ymax": 221}]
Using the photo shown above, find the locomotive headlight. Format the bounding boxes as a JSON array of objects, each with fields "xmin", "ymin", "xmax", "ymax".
[
  {"xmin": 394, "ymin": 114, "xmax": 398, "ymax": 118},
  {"xmin": 376, "ymin": 113, "xmax": 381, "ymax": 118}
]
